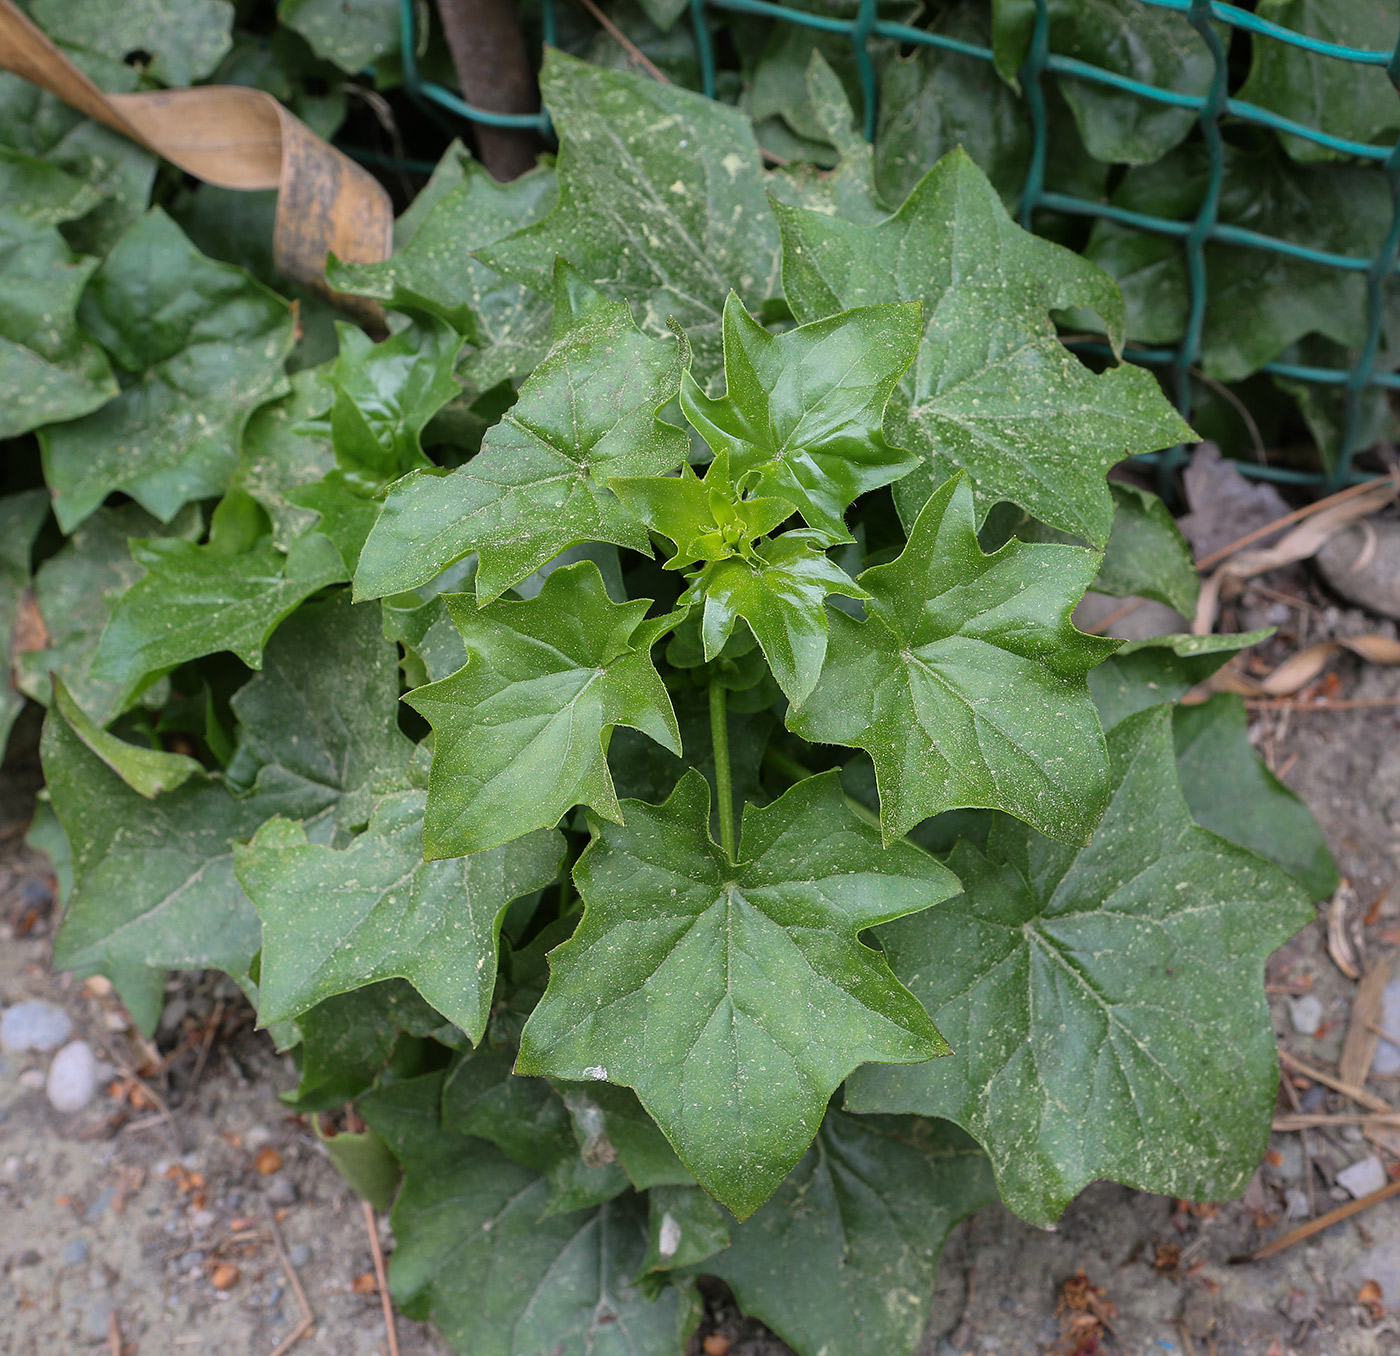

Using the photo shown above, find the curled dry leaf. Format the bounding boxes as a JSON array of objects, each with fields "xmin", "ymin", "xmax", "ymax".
[
  {"xmin": 1358, "ymin": 1278, "xmax": 1385, "ymax": 1321},
  {"xmin": 1328, "ymin": 880, "xmax": 1363, "ymax": 981}
]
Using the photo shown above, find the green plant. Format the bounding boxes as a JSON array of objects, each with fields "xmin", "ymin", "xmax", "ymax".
[{"xmin": 2, "ymin": 33, "xmax": 1340, "ymax": 1356}]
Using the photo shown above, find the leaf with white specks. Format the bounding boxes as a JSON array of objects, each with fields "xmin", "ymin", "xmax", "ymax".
[
  {"xmin": 845, "ymin": 704, "xmax": 1313, "ymax": 1226},
  {"xmin": 516, "ymin": 768, "xmax": 958, "ymax": 1218}
]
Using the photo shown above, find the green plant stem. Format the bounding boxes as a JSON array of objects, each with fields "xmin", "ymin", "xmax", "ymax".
[{"xmin": 710, "ymin": 679, "xmax": 736, "ymax": 861}]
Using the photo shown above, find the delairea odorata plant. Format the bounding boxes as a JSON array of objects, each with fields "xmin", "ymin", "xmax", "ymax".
[{"xmin": 18, "ymin": 50, "xmax": 1333, "ymax": 1356}]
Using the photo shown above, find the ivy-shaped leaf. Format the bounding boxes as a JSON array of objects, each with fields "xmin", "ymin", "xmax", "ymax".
[
  {"xmin": 643, "ymin": 1184, "xmax": 731, "ymax": 1273},
  {"xmin": 516, "ymin": 769, "xmax": 957, "ymax": 1218},
  {"xmin": 478, "ymin": 50, "xmax": 780, "ymax": 379},
  {"xmin": 556, "ymin": 1081, "xmax": 694, "ymax": 1190},
  {"xmin": 684, "ymin": 532, "xmax": 867, "ymax": 707},
  {"xmin": 91, "ymin": 530, "xmax": 345, "ymax": 712},
  {"xmin": 237, "ymin": 789, "xmax": 563, "ymax": 1039},
  {"xmin": 1173, "ymin": 693, "xmax": 1339, "ymax": 902},
  {"xmin": 329, "ymin": 155, "xmax": 557, "ymax": 381},
  {"xmin": 40, "ymin": 209, "xmax": 295, "ymax": 532},
  {"xmin": 406, "ymin": 561, "xmax": 682, "ymax": 857},
  {"xmin": 776, "ymin": 150, "xmax": 1192, "ymax": 545},
  {"xmin": 355, "ymin": 264, "xmax": 690, "ymax": 605},
  {"xmin": 845, "ymin": 705, "xmax": 1313, "ymax": 1227},
  {"xmin": 0, "ymin": 152, "xmax": 117, "ymax": 439},
  {"xmin": 698, "ymin": 1112, "xmax": 998, "ymax": 1356},
  {"xmin": 1238, "ymin": 0, "xmax": 1400, "ymax": 163},
  {"xmin": 790, "ymin": 473, "xmax": 1118, "ymax": 846},
  {"xmin": 681, "ymin": 295, "xmax": 922, "ymax": 542},
  {"xmin": 13, "ymin": 503, "xmax": 203, "ymax": 725},
  {"xmin": 277, "ymin": 0, "xmax": 399, "ymax": 73},
  {"xmin": 361, "ymin": 1072, "xmax": 700, "ymax": 1355}
]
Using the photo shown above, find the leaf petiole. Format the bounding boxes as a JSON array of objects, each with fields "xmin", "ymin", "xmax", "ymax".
[{"xmin": 710, "ymin": 679, "xmax": 736, "ymax": 861}]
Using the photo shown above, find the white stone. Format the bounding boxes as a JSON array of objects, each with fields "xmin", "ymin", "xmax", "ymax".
[
  {"xmin": 1336, "ymin": 1155, "xmax": 1388, "ymax": 1200},
  {"xmin": 0, "ymin": 1001, "xmax": 72, "ymax": 1053},
  {"xmin": 46, "ymin": 1040, "xmax": 98, "ymax": 1113},
  {"xmin": 1289, "ymin": 994, "xmax": 1324, "ymax": 1037},
  {"xmin": 1372, "ymin": 977, "xmax": 1400, "ymax": 1076},
  {"xmin": 18, "ymin": 1069, "xmax": 45, "ymax": 1090}
]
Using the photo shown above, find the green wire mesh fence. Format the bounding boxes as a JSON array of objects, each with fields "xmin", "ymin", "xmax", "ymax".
[{"xmin": 393, "ymin": 0, "xmax": 1400, "ymax": 493}]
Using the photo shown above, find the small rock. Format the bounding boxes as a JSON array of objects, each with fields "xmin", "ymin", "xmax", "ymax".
[
  {"xmin": 176, "ymin": 1251, "xmax": 205, "ymax": 1270},
  {"xmin": 0, "ymin": 1001, "xmax": 72, "ymax": 1054},
  {"xmin": 46, "ymin": 1040, "xmax": 97, "ymax": 1113},
  {"xmin": 190, "ymin": 1209, "xmax": 216, "ymax": 1233},
  {"xmin": 1299, "ymin": 1083, "xmax": 1327, "ymax": 1112},
  {"xmin": 61, "ymin": 1239, "xmax": 88, "ymax": 1266},
  {"xmin": 264, "ymin": 1177, "xmax": 297, "ymax": 1207},
  {"xmin": 1316, "ymin": 520, "xmax": 1400, "ymax": 621},
  {"xmin": 1337, "ymin": 1155, "xmax": 1388, "ymax": 1199},
  {"xmin": 255, "ymin": 1146, "xmax": 283, "ymax": 1176},
  {"xmin": 1178, "ymin": 443, "xmax": 1291, "ymax": 560},
  {"xmin": 1289, "ymin": 994, "xmax": 1324, "ymax": 1037},
  {"xmin": 11, "ymin": 1249, "xmax": 40, "ymax": 1269},
  {"xmin": 83, "ymin": 1295, "xmax": 114, "ymax": 1342},
  {"xmin": 1372, "ymin": 977, "xmax": 1400, "ymax": 1076},
  {"xmin": 211, "ymin": 1263, "xmax": 241, "ymax": 1290},
  {"xmin": 287, "ymin": 1243, "xmax": 312, "ymax": 1268},
  {"xmin": 702, "ymin": 1336, "xmax": 732, "ymax": 1356},
  {"xmin": 1284, "ymin": 1187, "xmax": 1311, "ymax": 1219},
  {"xmin": 18, "ymin": 1069, "xmax": 45, "ymax": 1090}
]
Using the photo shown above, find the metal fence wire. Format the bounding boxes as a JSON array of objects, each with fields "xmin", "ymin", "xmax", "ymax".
[{"xmin": 395, "ymin": 0, "xmax": 1400, "ymax": 493}]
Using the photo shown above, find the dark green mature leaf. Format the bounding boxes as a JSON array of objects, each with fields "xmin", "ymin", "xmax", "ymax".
[
  {"xmin": 1174, "ymin": 693, "xmax": 1339, "ymax": 902},
  {"xmin": 223, "ymin": 590, "xmax": 415, "ymax": 830},
  {"xmin": 31, "ymin": 0, "xmax": 234, "ymax": 87},
  {"xmin": 790, "ymin": 474, "xmax": 1118, "ymax": 846},
  {"xmin": 777, "ymin": 150, "xmax": 1192, "ymax": 545},
  {"xmin": 277, "ymin": 0, "xmax": 398, "ymax": 72},
  {"xmin": 326, "ymin": 319, "xmax": 463, "ymax": 491},
  {"xmin": 355, "ymin": 265, "xmax": 689, "ymax": 605},
  {"xmin": 479, "ymin": 50, "xmax": 780, "ymax": 379},
  {"xmin": 52, "ymin": 675, "xmax": 201, "ymax": 798},
  {"xmin": 14, "ymin": 503, "xmax": 203, "ymax": 725},
  {"xmin": 681, "ymin": 295, "xmax": 922, "ymax": 542},
  {"xmin": 1095, "ymin": 483, "xmax": 1199, "ymax": 615},
  {"xmin": 329, "ymin": 156, "xmax": 556, "ymax": 368},
  {"xmin": 44, "ymin": 705, "xmax": 322, "ymax": 985},
  {"xmin": 91, "ymin": 531, "xmax": 344, "ymax": 711},
  {"xmin": 1082, "ymin": 146, "xmax": 1392, "ymax": 384},
  {"xmin": 846, "ymin": 705, "xmax": 1312, "ymax": 1227},
  {"xmin": 1239, "ymin": 0, "xmax": 1400, "ymax": 163},
  {"xmin": 763, "ymin": 51, "xmax": 888, "ymax": 226},
  {"xmin": 0, "ymin": 154, "xmax": 117, "ymax": 439},
  {"xmin": 361, "ymin": 1073, "xmax": 699, "ymax": 1355},
  {"xmin": 556, "ymin": 1082, "xmax": 693, "ymax": 1192},
  {"xmin": 1087, "ymin": 630, "xmax": 1269, "ymax": 731},
  {"xmin": 230, "ymin": 366, "xmax": 337, "ymax": 550},
  {"xmin": 992, "ymin": 0, "xmax": 1212, "ymax": 163},
  {"xmin": 40, "ymin": 209, "xmax": 295, "ymax": 532},
  {"xmin": 0, "ymin": 489, "xmax": 51, "ymax": 750},
  {"xmin": 238, "ymin": 789, "xmax": 563, "ymax": 1038},
  {"xmin": 643, "ymin": 1184, "xmax": 731, "ymax": 1273},
  {"xmin": 516, "ymin": 769, "xmax": 957, "ymax": 1218},
  {"xmin": 700, "ymin": 1113, "xmax": 997, "ymax": 1356},
  {"xmin": 441, "ymin": 1046, "xmax": 632, "ymax": 1213},
  {"xmin": 684, "ymin": 532, "xmax": 866, "ymax": 706},
  {"xmin": 405, "ymin": 562, "xmax": 682, "ymax": 856}
]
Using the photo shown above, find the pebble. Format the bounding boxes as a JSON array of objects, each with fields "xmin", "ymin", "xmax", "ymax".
[
  {"xmin": 287, "ymin": 1243, "xmax": 312, "ymax": 1268},
  {"xmin": 62, "ymin": 1239, "xmax": 89, "ymax": 1266},
  {"xmin": 1316, "ymin": 520, "xmax": 1400, "ymax": 620},
  {"xmin": 1284, "ymin": 1187, "xmax": 1311, "ymax": 1220},
  {"xmin": 46, "ymin": 1040, "xmax": 97, "ymax": 1113},
  {"xmin": 12, "ymin": 1249, "xmax": 40, "ymax": 1269},
  {"xmin": 0, "ymin": 1001, "xmax": 72, "ymax": 1053},
  {"xmin": 1337, "ymin": 1155, "xmax": 1388, "ymax": 1200},
  {"xmin": 18, "ymin": 1069, "xmax": 45, "ymax": 1090},
  {"xmin": 264, "ymin": 1177, "xmax": 297, "ymax": 1206},
  {"xmin": 1289, "ymin": 994, "xmax": 1324, "ymax": 1037},
  {"xmin": 1373, "ymin": 978, "xmax": 1400, "ymax": 1076},
  {"xmin": 83, "ymin": 1296, "xmax": 114, "ymax": 1342}
]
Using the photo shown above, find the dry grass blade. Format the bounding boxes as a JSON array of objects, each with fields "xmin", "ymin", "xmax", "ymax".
[
  {"xmin": 364, "ymin": 1199, "xmax": 400, "ymax": 1356},
  {"xmin": 1341, "ymin": 954, "xmax": 1394, "ymax": 1092},
  {"xmin": 265, "ymin": 1200, "xmax": 315, "ymax": 1356},
  {"xmin": 108, "ymin": 1309, "xmax": 121, "ymax": 1356},
  {"xmin": 1278, "ymin": 1049, "xmax": 1395, "ymax": 1113},
  {"xmin": 1273, "ymin": 1113, "xmax": 1400, "ymax": 1129},
  {"xmin": 1246, "ymin": 1177, "xmax": 1400, "ymax": 1261}
]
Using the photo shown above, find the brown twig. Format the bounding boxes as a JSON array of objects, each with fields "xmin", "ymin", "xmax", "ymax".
[
  {"xmin": 1194, "ymin": 471, "xmax": 1400, "ymax": 573},
  {"xmin": 364, "ymin": 1199, "xmax": 399, "ymax": 1356},
  {"xmin": 1273, "ymin": 1113, "xmax": 1400, "ymax": 1129},
  {"xmin": 1083, "ymin": 597, "xmax": 1148, "ymax": 635},
  {"xmin": 108, "ymin": 1309, "xmax": 121, "ymax": 1356},
  {"xmin": 573, "ymin": 0, "xmax": 667, "ymax": 83},
  {"xmin": 1191, "ymin": 367, "xmax": 1267, "ymax": 465},
  {"xmin": 1245, "ymin": 1177, "xmax": 1400, "ymax": 1261},
  {"xmin": 265, "ymin": 1200, "xmax": 315, "ymax": 1356},
  {"xmin": 188, "ymin": 1000, "xmax": 225, "ymax": 1090},
  {"xmin": 1278, "ymin": 1049, "xmax": 1395, "ymax": 1114}
]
